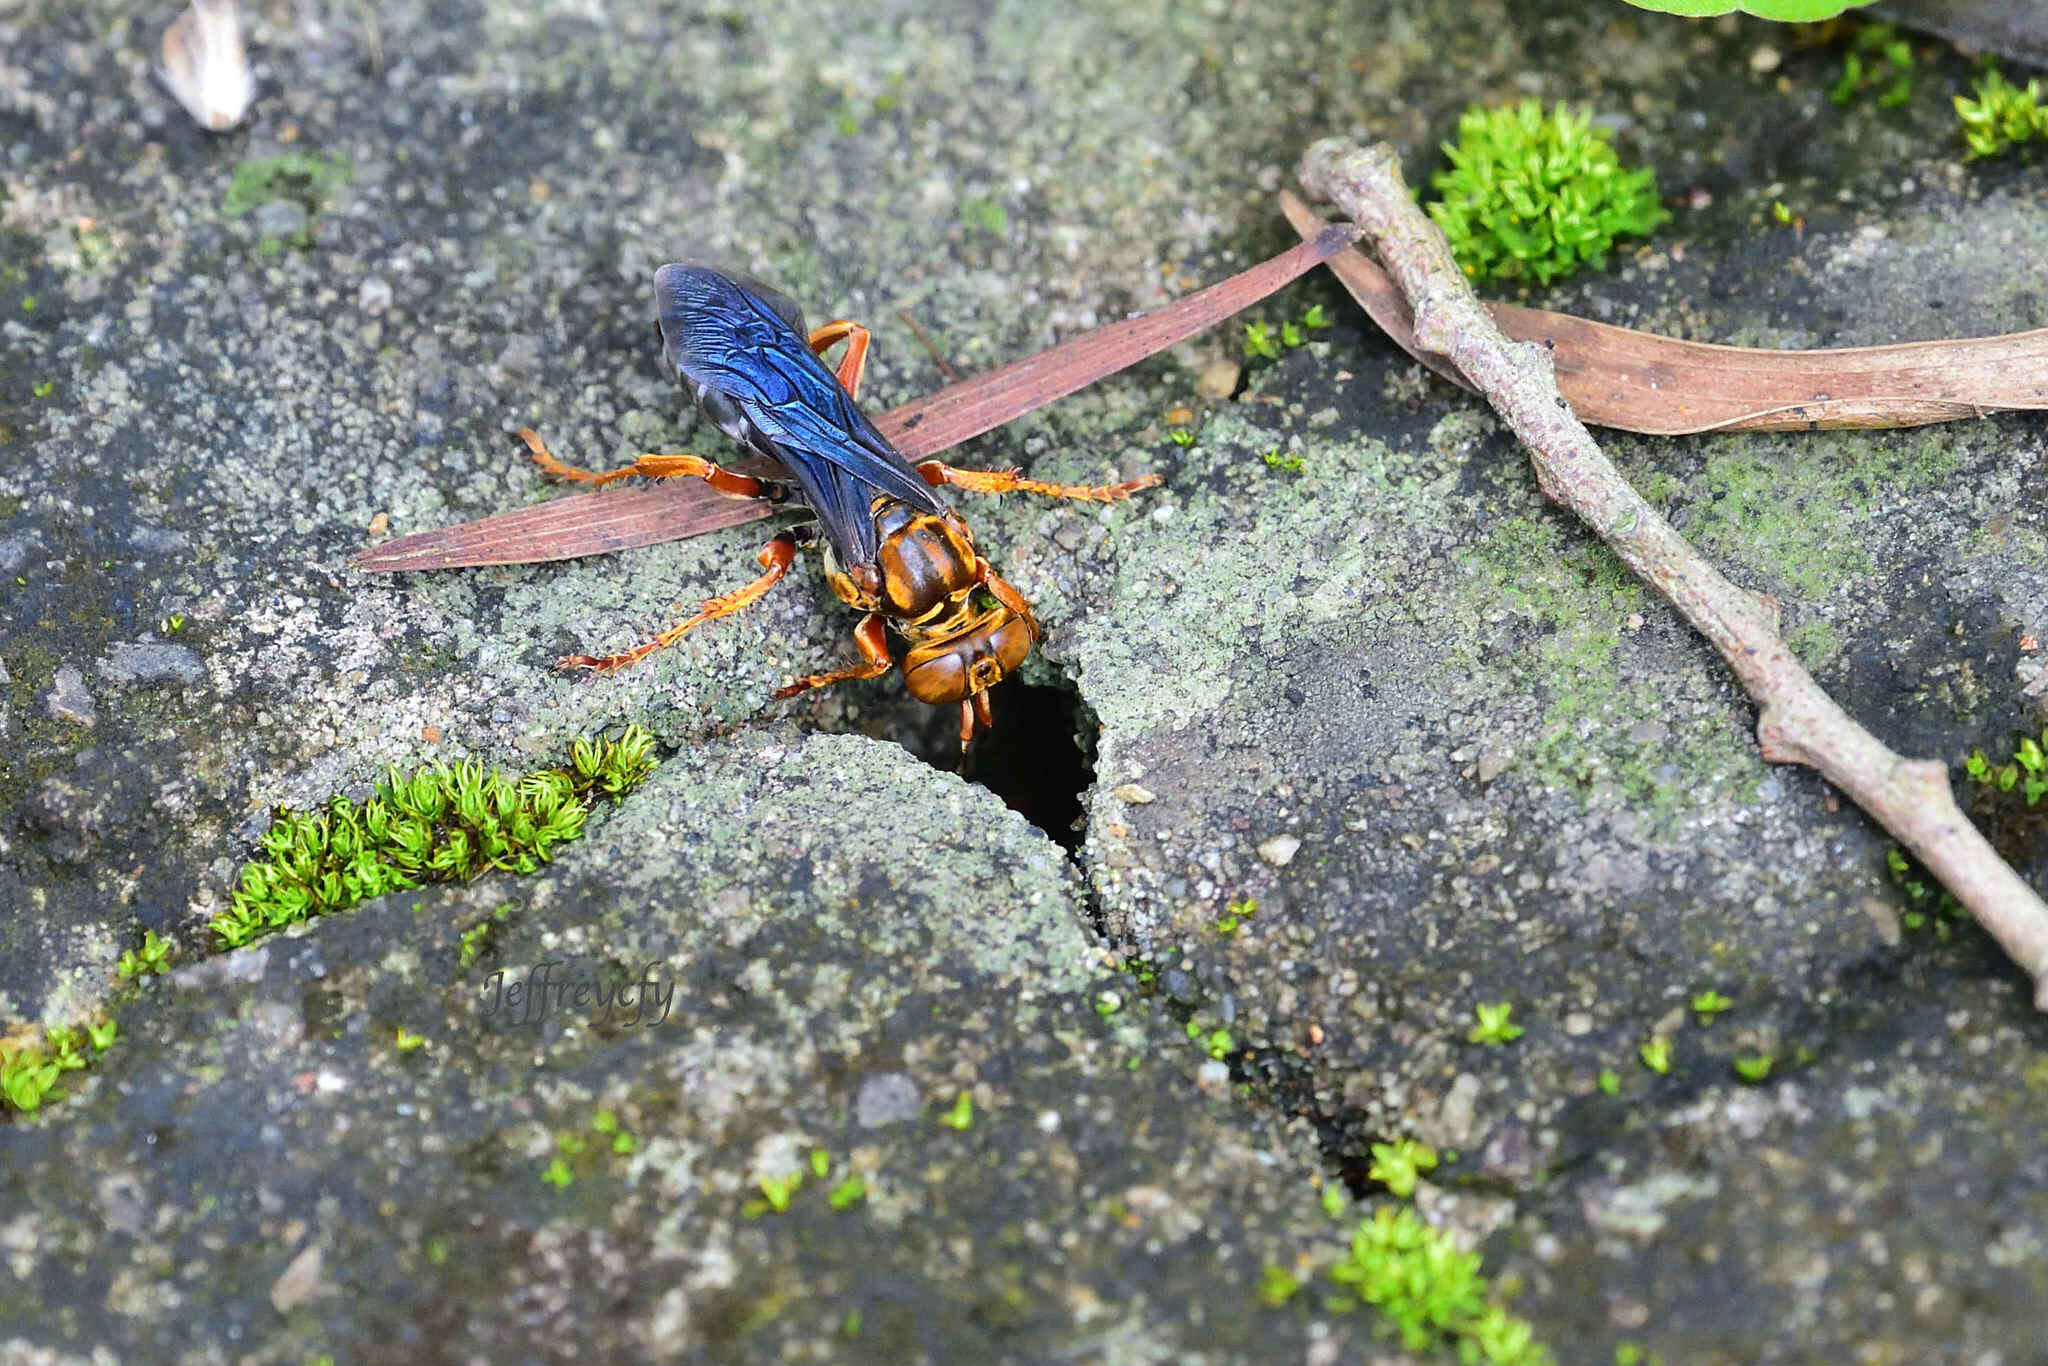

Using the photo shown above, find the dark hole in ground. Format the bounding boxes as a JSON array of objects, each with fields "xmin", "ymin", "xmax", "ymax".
[
  {"xmin": 839, "ymin": 671, "xmax": 1095, "ymax": 850},
  {"xmin": 960, "ymin": 679, "xmax": 1095, "ymax": 853}
]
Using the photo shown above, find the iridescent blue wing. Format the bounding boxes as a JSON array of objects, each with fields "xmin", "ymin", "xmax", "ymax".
[{"xmin": 653, "ymin": 264, "xmax": 946, "ymax": 569}]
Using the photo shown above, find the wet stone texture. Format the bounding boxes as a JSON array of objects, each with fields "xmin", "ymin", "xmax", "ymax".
[{"xmin": 3, "ymin": 1, "xmax": 2047, "ymax": 1363}]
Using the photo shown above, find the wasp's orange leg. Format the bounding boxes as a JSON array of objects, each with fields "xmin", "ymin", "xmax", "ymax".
[
  {"xmin": 558, "ymin": 531, "xmax": 804, "ymax": 675},
  {"xmin": 974, "ymin": 564, "xmax": 1041, "ymax": 639},
  {"xmin": 917, "ymin": 461, "xmax": 1162, "ymax": 503},
  {"xmin": 517, "ymin": 428, "xmax": 788, "ymax": 501},
  {"xmin": 772, "ymin": 612, "xmax": 893, "ymax": 699},
  {"xmin": 806, "ymin": 320, "xmax": 872, "ymax": 397}
]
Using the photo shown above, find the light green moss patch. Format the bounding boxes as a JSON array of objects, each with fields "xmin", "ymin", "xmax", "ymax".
[
  {"xmin": 1677, "ymin": 429, "xmax": 1961, "ymax": 600},
  {"xmin": 1273, "ymin": 1203, "xmax": 1551, "ymax": 1365},
  {"xmin": 2, "ymin": 1016, "xmax": 117, "ymax": 1117},
  {"xmin": 1464, "ymin": 514, "xmax": 1758, "ymax": 814},
  {"xmin": 221, "ymin": 151, "xmax": 353, "ymax": 219},
  {"xmin": 212, "ymin": 727, "xmax": 658, "ymax": 950}
]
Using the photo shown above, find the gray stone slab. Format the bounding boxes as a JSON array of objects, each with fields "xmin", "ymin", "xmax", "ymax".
[{"xmin": 2, "ymin": 1, "xmax": 2045, "ymax": 1363}]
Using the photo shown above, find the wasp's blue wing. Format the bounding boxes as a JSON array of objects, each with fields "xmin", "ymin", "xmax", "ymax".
[{"xmin": 653, "ymin": 264, "xmax": 947, "ymax": 568}]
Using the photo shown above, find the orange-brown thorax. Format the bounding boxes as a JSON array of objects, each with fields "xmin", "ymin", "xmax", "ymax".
[{"xmin": 822, "ymin": 497, "xmax": 1038, "ymax": 705}]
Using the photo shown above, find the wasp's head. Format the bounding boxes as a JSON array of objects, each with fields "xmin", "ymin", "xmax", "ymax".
[{"xmin": 900, "ymin": 597, "xmax": 1036, "ymax": 707}]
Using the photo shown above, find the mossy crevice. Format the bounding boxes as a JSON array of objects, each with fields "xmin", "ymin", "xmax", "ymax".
[
  {"xmin": 3, "ymin": 729, "xmax": 661, "ymax": 1119},
  {"xmin": 1889, "ymin": 722, "xmax": 2048, "ymax": 934}
]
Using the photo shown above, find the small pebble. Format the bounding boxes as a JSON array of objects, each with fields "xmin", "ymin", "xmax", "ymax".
[
  {"xmin": 159, "ymin": 0, "xmax": 255, "ymax": 133},
  {"xmin": 253, "ymin": 200, "xmax": 309, "ymax": 239},
  {"xmin": 0, "ymin": 533, "xmax": 35, "ymax": 575},
  {"xmin": 1437, "ymin": 1073, "xmax": 1482, "ymax": 1147},
  {"xmin": 270, "ymin": 1244, "xmax": 325, "ymax": 1314},
  {"xmin": 129, "ymin": 525, "xmax": 190, "ymax": 554},
  {"xmin": 99, "ymin": 642, "xmax": 206, "ymax": 686},
  {"xmin": 495, "ymin": 335, "xmax": 544, "ymax": 379},
  {"xmin": 45, "ymin": 666, "xmax": 97, "ymax": 727},
  {"xmin": 1195, "ymin": 358, "xmax": 1241, "ymax": 401},
  {"xmin": 1112, "ymin": 783, "xmax": 1155, "ymax": 805},
  {"xmin": 1256, "ymin": 834, "xmax": 1301, "ymax": 867},
  {"xmin": 358, "ymin": 276, "xmax": 394, "ymax": 316},
  {"xmin": 854, "ymin": 1072, "xmax": 921, "ymax": 1128}
]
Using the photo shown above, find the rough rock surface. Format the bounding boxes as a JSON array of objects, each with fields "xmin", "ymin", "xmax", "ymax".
[{"xmin": 3, "ymin": 2, "xmax": 2045, "ymax": 1363}]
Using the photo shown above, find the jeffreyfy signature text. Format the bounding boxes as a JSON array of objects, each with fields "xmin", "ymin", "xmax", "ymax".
[{"xmin": 478, "ymin": 959, "xmax": 675, "ymax": 1030}]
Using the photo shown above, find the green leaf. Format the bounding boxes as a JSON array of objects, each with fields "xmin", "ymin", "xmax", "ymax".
[{"xmin": 1615, "ymin": 0, "xmax": 1875, "ymax": 18}]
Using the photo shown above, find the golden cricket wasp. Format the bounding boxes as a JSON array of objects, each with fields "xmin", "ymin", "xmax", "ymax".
[{"xmin": 355, "ymin": 226, "xmax": 1361, "ymax": 745}]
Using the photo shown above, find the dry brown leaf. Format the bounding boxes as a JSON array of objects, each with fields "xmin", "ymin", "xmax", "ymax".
[{"xmin": 1279, "ymin": 190, "xmax": 2048, "ymax": 436}]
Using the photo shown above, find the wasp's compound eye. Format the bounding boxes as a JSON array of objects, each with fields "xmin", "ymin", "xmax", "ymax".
[{"xmin": 903, "ymin": 648, "xmax": 968, "ymax": 705}]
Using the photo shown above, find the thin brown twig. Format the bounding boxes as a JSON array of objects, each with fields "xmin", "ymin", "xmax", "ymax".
[
  {"xmin": 898, "ymin": 307, "xmax": 963, "ymax": 382},
  {"xmin": 1297, "ymin": 138, "xmax": 2048, "ymax": 1013}
]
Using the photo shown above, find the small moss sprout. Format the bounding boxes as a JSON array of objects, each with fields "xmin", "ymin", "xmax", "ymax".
[
  {"xmin": 1367, "ymin": 1138, "xmax": 1439, "ymax": 1198},
  {"xmin": 116, "ymin": 929, "xmax": 173, "ymax": 980},
  {"xmin": 1954, "ymin": 69, "xmax": 2048, "ymax": 160},
  {"xmin": 1467, "ymin": 1001, "xmax": 1524, "ymax": 1046}
]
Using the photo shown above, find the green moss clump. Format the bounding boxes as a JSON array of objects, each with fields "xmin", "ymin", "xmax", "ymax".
[
  {"xmin": 2, "ymin": 1017, "xmax": 117, "ymax": 1117},
  {"xmin": 211, "ymin": 727, "xmax": 658, "ymax": 950},
  {"xmin": 1426, "ymin": 102, "xmax": 1668, "ymax": 286},
  {"xmin": 1829, "ymin": 22, "xmax": 1913, "ymax": 109},
  {"xmin": 115, "ymin": 928, "xmax": 174, "ymax": 980},
  {"xmin": 221, "ymin": 151, "xmax": 354, "ymax": 246},
  {"xmin": 1324, "ymin": 1206, "xmax": 1550, "ymax": 1364},
  {"xmin": 1954, "ymin": 69, "xmax": 2048, "ymax": 160}
]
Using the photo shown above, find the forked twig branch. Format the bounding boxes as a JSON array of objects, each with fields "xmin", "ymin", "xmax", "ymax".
[{"xmin": 1298, "ymin": 139, "xmax": 2048, "ymax": 1012}]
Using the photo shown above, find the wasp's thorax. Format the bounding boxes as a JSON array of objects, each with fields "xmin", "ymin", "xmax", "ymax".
[{"xmin": 823, "ymin": 497, "xmax": 1039, "ymax": 714}]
